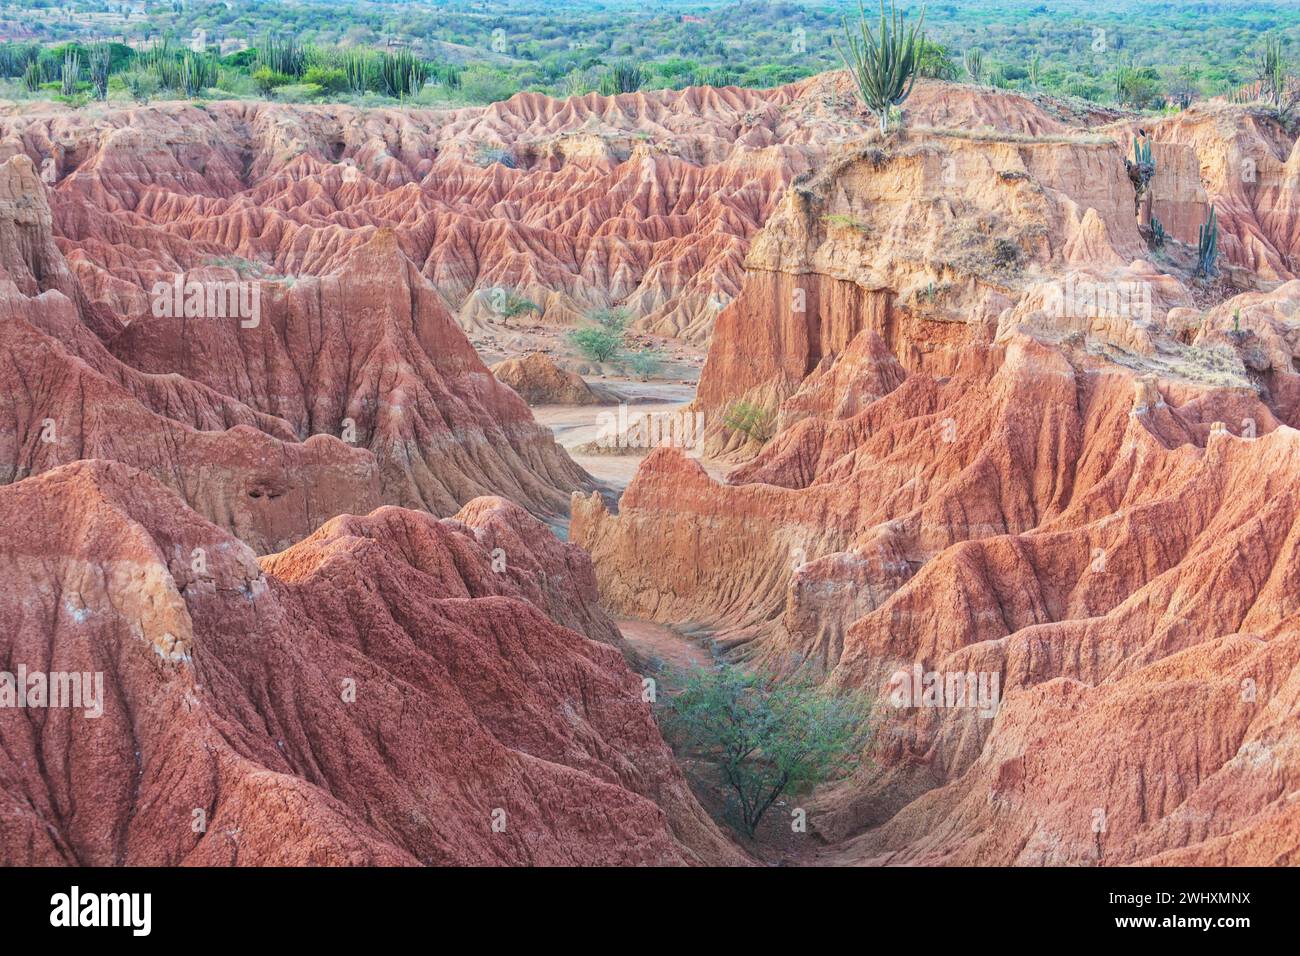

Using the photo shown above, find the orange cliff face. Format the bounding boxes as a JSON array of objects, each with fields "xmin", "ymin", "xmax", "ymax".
[
  {"xmin": 0, "ymin": 461, "xmax": 746, "ymax": 865},
  {"xmin": 0, "ymin": 149, "xmax": 593, "ymax": 551},
  {"xmin": 3, "ymin": 75, "xmax": 1300, "ymax": 869},
  {"xmin": 0, "ymin": 90, "xmax": 768, "ymax": 867},
  {"xmin": 573, "ymin": 95, "xmax": 1300, "ymax": 865}
]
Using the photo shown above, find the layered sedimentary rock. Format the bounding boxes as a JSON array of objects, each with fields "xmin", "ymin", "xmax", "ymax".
[
  {"xmin": 0, "ymin": 460, "xmax": 742, "ymax": 866},
  {"xmin": 0, "ymin": 75, "xmax": 1156, "ymax": 348},
  {"xmin": 492, "ymin": 351, "xmax": 617, "ymax": 405},
  {"xmin": 574, "ymin": 100, "xmax": 1300, "ymax": 865},
  {"xmin": 0, "ymin": 150, "xmax": 590, "ymax": 551}
]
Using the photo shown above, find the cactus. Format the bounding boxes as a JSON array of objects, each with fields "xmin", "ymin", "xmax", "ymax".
[
  {"xmin": 60, "ymin": 47, "xmax": 80, "ymax": 97},
  {"xmin": 178, "ymin": 52, "xmax": 216, "ymax": 97},
  {"xmin": 87, "ymin": 42, "xmax": 111, "ymax": 101},
  {"xmin": 598, "ymin": 61, "xmax": 644, "ymax": 95},
  {"xmin": 0, "ymin": 42, "xmax": 39, "ymax": 78},
  {"xmin": 834, "ymin": 0, "xmax": 927, "ymax": 134},
  {"xmin": 1133, "ymin": 136, "xmax": 1154, "ymax": 170},
  {"xmin": 1196, "ymin": 205, "xmax": 1219, "ymax": 278},
  {"xmin": 377, "ymin": 49, "xmax": 425, "ymax": 98},
  {"xmin": 341, "ymin": 49, "xmax": 374, "ymax": 94},
  {"xmin": 255, "ymin": 32, "xmax": 305, "ymax": 78},
  {"xmin": 1126, "ymin": 133, "xmax": 1157, "ymax": 222},
  {"xmin": 962, "ymin": 47, "xmax": 983, "ymax": 83},
  {"xmin": 22, "ymin": 58, "xmax": 41, "ymax": 92},
  {"xmin": 1150, "ymin": 215, "xmax": 1168, "ymax": 250},
  {"xmin": 1028, "ymin": 54, "xmax": 1041, "ymax": 89},
  {"xmin": 1256, "ymin": 34, "xmax": 1285, "ymax": 109}
]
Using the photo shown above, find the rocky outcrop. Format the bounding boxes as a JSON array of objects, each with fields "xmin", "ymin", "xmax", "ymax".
[
  {"xmin": 1146, "ymin": 103, "xmax": 1300, "ymax": 280},
  {"xmin": 0, "ymin": 152, "xmax": 591, "ymax": 551},
  {"xmin": 574, "ymin": 99, "xmax": 1300, "ymax": 866},
  {"xmin": 492, "ymin": 352, "xmax": 619, "ymax": 405},
  {"xmin": 0, "ymin": 460, "xmax": 744, "ymax": 866}
]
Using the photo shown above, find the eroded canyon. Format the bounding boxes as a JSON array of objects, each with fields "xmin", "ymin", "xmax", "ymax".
[{"xmin": 2, "ymin": 74, "xmax": 1300, "ymax": 866}]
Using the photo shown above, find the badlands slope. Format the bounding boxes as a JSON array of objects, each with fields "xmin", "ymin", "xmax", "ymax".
[
  {"xmin": 575, "ymin": 85, "xmax": 1300, "ymax": 865},
  {"xmin": 2, "ymin": 75, "xmax": 1300, "ymax": 866}
]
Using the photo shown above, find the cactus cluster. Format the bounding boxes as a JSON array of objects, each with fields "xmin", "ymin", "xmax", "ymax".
[
  {"xmin": 1133, "ymin": 137, "xmax": 1154, "ymax": 169},
  {"xmin": 254, "ymin": 32, "xmax": 305, "ymax": 78},
  {"xmin": 599, "ymin": 62, "xmax": 644, "ymax": 95},
  {"xmin": 377, "ymin": 49, "xmax": 426, "ymax": 99},
  {"xmin": 1150, "ymin": 216, "xmax": 1168, "ymax": 250},
  {"xmin": 963, "ymin": 47, "xmax": 983, "ymax": 83},
  {"xmin": 1196, "ymin": 205, "xmax": 1219, "ymax": 278},
  {"xmin": 87, "ymin": 42, "xmax": 111, "ymax": 101},
  {"xmin": 60, "ymin": 48, "xmax": 80, "ymax": 97}
]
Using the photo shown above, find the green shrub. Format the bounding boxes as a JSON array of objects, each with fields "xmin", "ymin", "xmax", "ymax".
[
  {"xmin": 624, "ymin": 349, "xmax": 665, "ymax": 380},
  {"xmin": 252, "ymin": 67, "xmax": 291, "ymax": 96},
  {"xmin": 724, "ymin": 400, "xmax": 775, "ymax": 442},
  {"xmin": 589, "ymin": 306, "xmax": 630, "ymax": 332},
  {"xmin": 569, "ymin": 326, "xmax": 625, "ymax": 363},
  {"xmin": 458, "ymin": 65, "xmax": 519, "ymax": 103},
  {"xmin": 660, "ymin": 664, "xmax": 873, "ymax": 837},
  {"xmin": 121, "ymin": 70, "xmax": 159, "ymax": 104},
  {"xmin": 303, "ymin": 66, "xmax": 347, "ymax": 93},
  {"xmin": 489, "ymin": 288, "xmax": 540, "ymax": 319},
  {"xmin": 274, "ymin": 83, "xmax": 325, "ymax": 102}
]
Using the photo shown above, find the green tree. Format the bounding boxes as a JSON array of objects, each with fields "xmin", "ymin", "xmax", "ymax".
[
  {"xmin": 624, "ymin": 348, "xmax": 664, "ymax": 381},
  {"xmin": 569, "ymin": 326, "xmax": 624, "ymax": 362},
  {"xmin": 661, "ymin": 664, "xmax": 873, "ymax": 837}
]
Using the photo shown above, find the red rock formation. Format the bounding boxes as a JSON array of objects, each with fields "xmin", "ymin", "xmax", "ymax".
[
  {"xmin": 0, "ymin": 460, "xmax": 743, "ymax": 866},
  {"xmin": 574, "ymin": 100, "xmax": 1300, "ymax": 865},
  {"xmin": 5, "ymin": 77, "xmax": 1299, "ymax": 868},
  {"xmin": 0, "ymin": 151, "xmax": 591, "ymax": 550},
  {"xmin": 492, "ymin": 351, "xmax": 617, "ymax": 405}
]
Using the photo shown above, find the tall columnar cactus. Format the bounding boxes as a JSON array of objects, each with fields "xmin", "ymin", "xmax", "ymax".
[
  {"xmin": 962, "ymin": 47, "xmax": 983, "ymax": 83},
  {"xmin": 1028, "ymin": 54, "xmax": 1041, "ymax": 89},
  {"xmin": 1125, "ymin": 133, "xmax": 1157, "ymax": 224},
  {"xmin": 60, "ymin": 47, "xmax": 80, "ymax": 97},
  {"xmin": 1133, "ymin": 136, "xmax": 1154, "ymax": 169},
  {"xmin": 178, "ymin": 51, "xmax": 215, "ymax": 97},
  {"xmin": 1196, "ymin": 205, "xmax": 1219, "ymax": 278},
  {"xmin": 1150, "ymin": 215, "xmax": 1168, "ymax": 250},
  {"xmin": 599, "ymin": 61, "xmax": 644, "ymax": 95},
  {"xmin": 1256, "ymin": 34, "xmax": 1285, "ymax": 108},
  {"xmin": 342, "ymin": 49, "xmax": 373, "ymax": 94},
  {"xmin": 377, "ymin": 49, "xmax": 425, "ymax": 98},
  {"xmin": 255, "ymin": 31, "xmax": 305, "ymax": 78},
  {"xmin": 88, "ymin": 42, "xmax": 111, "ymax": 101},
  {"xmin": 835, "ymin": 0, "xmax": 928, "ymax": 135}
]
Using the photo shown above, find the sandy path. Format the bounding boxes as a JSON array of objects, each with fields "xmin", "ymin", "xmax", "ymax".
[
  {"xmin": 533, "ymin": 378, "xmax": 731, "ymax": 494},
  {"xmin": 616, "ymin": 617, "xmax": 712, "ymax": 674}
]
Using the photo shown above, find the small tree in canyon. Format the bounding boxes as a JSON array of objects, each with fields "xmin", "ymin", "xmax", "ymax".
[
  {"xmin": 661, "ymin": 664, "xmax": 874, "ymax": 838},
  {"xmin": 836, "ymin": 0, "xmax": 927, "ymax": 135}
]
